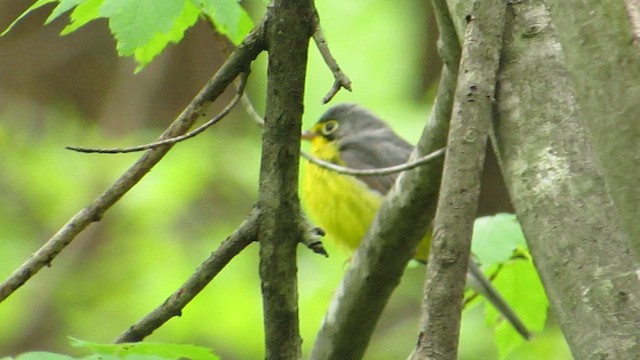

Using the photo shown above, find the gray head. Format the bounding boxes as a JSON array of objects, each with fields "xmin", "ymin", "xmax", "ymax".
[{"xmin": 304, "ymin": 103, "xmax": 395, "ymax": 143}]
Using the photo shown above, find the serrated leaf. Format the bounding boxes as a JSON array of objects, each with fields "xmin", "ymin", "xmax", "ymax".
[
  {"xmin": 472, "ymin": 213, "xmax": 527, "ymax": 267},
  {"xmin": 60, "ymin": 0, "xmax": 104, "ymax": 35},
  {"xmin": 100, "ymin": 0, "xmax": 185, "ymax": 56},
  {"xmin": 70, "ymin": 338, "xmax": 220, "ymax": 360},
  {"xmin": 46, "ymin": 0, "xmax": 85, "ymax": 24},
  {"xmin": 133, "ymin": 0, "xmax": 200, "ymax": 72},
  {"xmin": 198, "ymin": 0, "xmax": 253, "ymax": 44},
  {"xmin": 1, "ymin": 0, "xmax": 57, "ymax": 35}
]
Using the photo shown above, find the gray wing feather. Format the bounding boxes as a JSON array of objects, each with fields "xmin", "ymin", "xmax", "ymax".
[{"xmin": 339, "ymin": 130, "xmax": 413, "ymax": 195}]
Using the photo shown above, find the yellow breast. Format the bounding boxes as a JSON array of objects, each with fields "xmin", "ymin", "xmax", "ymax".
[
  {"xmin": 301, "ymin": 136, "xmax": 431, "ymax": 262},
  {"xmin": 301, "ymin": 137, "xmax": 382, "ymax": 252}
]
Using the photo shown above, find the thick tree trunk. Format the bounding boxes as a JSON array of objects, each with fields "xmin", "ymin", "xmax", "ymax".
[
  {"xmin": 485, "ymin": 1, "xmax": 640, "ymax": 359},
  {"xmin": 545, "ymin": 0, "xmax": 640, "ymax": 258}
]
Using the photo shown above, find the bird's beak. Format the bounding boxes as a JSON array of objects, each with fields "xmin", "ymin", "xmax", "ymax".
[{"xmin": 301, "ymin": 130, "xmax": 317, "ymax": 141}]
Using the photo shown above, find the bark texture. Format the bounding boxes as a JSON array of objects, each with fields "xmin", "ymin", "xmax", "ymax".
[
  {"xmin": 490, "ymin": 2, "xmax": 640, "ymax": 359},
  {"xmin": 309, "ymin": 2, "xmax": 460, "ymax": 358},
  {"xmin": 414, "ymin": 0, "xmax": 507, "ymax": 358},
  {"xmin": 258, "ymin": 2, "xmax": 315, "ymax": 359},
  {"xmin": 545, "ymin": 0, "xmax": 640, "ymax": 257}
]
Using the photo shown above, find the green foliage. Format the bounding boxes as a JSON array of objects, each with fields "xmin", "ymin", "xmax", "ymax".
[
  {"xmin": 0, "ymin": 0, "xmax": 570, "ymax": 359},
  {"xmin": 71, "ymin": 338, "xmax": 219, "ymax": 359},
  {"xmin": 471, "ymin": 214, "xmax": 549, "ymax": 359},
  {"xmin": 2, "ymin": 0, "xmax": 253, "ymax": 70},
  {"xmin": 0, "ymin": 338, "xmax": 219, "ymax": 360},
  {"xmin": 1, "ymin": 352, "xmax": 77, "ymax": 360},
  {"xmin": 196, "ymin": 0, "xmax": 254, "ymax": 44}
]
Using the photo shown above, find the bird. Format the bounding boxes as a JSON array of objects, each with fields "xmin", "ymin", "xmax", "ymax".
[{"xmin": 301, "ymin": 103, "xmax": 531, "ymax": 339}]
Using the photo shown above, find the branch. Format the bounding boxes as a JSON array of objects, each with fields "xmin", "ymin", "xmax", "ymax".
[
  {"xmin": 546, "ymin": 0, "xmax": 640, "ymax": 257},
  {"xmin": 258, "ymin": 1, "xmax": 315, "ymax": 359},
  {"xmin": 489, "ymin": 1, "xmax": 640, "ymax": 358},
  {"xmin": 311, "ymin": 14, "xmax": 352, "ymax": 104},
  {"xmin": 412, "ymin": 1, "xmax": 507, "ymax": 358},
  {"xmin": 0, "ymin": 21, "xmax": 267, "ymax": 304},
  {"xmin": 309, "ymin": 21, "xmax": 461, "ymax": 360},
  {"xmin": 240, "ymin": 95, "xmax": 445, "ymax": 177},
  {"xmin": 301, "ymin": 148, "xmax": 445, "ymax": 176},
  {"xmin": 624, "ymin": 0, "xmax": 640, "ymax": 44},
  {"xmin": 66, "ymin": 72, "xmax": 249, "ymax": 154},
  {"xmin": 115, "ymin": 210, "xmax": 259, "ymax": 343}
]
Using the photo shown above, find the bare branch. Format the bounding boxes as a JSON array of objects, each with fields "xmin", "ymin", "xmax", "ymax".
[
  {"xmin": 310, "ymin": 0, "xmax": 462, "ymax": 357},
  {"xmin": 115, "ymin": 210, "xmax": 259, "ymax": 343},
  {"xmin": 624, "ymin": 0, "xmax": 640, "ymax": 44},
  {"xmin": 301, "ymin": 148, "xmax": 445, "ymax": 177},
  {"xmin": 240, "ymin": 95, "xmax": 445, "ymax": 177},
  {"xmin": 413, "ymin": 1, "xmax": 507, "ymax": 358},
  {"xmin": 66, "ymin": 72, "xmax": 250, "ymax": 154},
  {"xmin": 258, "ymin": 1, "xmax": 316, "ymax": 359},
  {"xmin": 312, "ymin": 15, "xmax": 352, "ymax": 104},
  {"xmin": 0, "ymin": 21, "xmax": 267, "ymax": 304},
  {"xmin": 309, "ymin": 35, "xmax": 458, "ymax": 360},
  {"xmin": 241, "ymin": 93, "xmax": 265, "ymax": 127}
]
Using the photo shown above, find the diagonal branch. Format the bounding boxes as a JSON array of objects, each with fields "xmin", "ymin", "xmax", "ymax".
[
  {"xmin": 0, "ymin": 21, "xmax": 267, "ymax": 304},
  {"xmin": 66, "ymin": 72, "xmax": 250, "ymax": 154},
  {"xmin": 115, "ymin": 210, "xmax": 259, "ymax": 343},
  {"xmin": 311, "ymin": 12, "xmax": 352, "ymax": 104},
  {"xmin": 309, "ymin": 0, "xmax": 462, "ymax": 358},
  {"xmin": 413, "ymin": 0, "xmax": 507, "ymax": 358}
]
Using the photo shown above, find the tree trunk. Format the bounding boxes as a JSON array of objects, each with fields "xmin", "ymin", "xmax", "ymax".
[
  {"xmin": 484, "ymin": 1, "xmax": 640, "ymax": 358},
  {"xmin": 545, "ymin": 0, "xmax": 640, "ymax": 258}
]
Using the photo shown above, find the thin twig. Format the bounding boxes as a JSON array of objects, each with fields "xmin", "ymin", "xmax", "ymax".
[
  {"xmin": 66, "ymin": 73, "xmax": 249, "ymax": 154},
  {"xmin": 240, "ymin": 93, "xmax": 444, "ymax": 176},
  {"xmin": 241, "ymin": 93, "xmax": 265, "ymax": 126},
  {"xmin": 312, "ymin": 16, "xmax": 352, "ymax": 104},
  {"xmin": 301, "ymin": 148, "xmax": 445, "ymax": 176},
  {"xmin": 0, "ymin": 20, "xmax": 267, "ymax": 304},
  {"xmin": 115, "ymin": 210, "xmax": 259, "ymax": 343},
  {"xmin": 625, "ymin": 0, "xmax": 640, "ymax": 44}
]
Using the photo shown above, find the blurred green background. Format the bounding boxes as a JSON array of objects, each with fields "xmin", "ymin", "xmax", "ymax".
[{"xmin": 0, "ymin": 0, "xmax": 571, "ymax": 359}]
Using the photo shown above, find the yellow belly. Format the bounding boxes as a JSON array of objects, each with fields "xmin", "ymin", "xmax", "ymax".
[
  {"xmin": 302, "ymin": 161, "xmax": 381, "ymax": 252},
  {"xmin": 301, "ymin": 138, "xmax": 431, "ymax": 262},
  {"xmin": 302, "ymin": 161, "xmax": 432, "ymax": 262}
]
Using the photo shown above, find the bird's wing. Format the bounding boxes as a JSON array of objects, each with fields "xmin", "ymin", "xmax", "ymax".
[{"xmin": 339, "ymin": 131, "xmax": 413, "ymax": 195}]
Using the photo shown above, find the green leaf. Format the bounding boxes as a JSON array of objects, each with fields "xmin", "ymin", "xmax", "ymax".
[
  {"xmin": 132, "ymin": 0, "xmax": 200, "ymax": 72},
  {"xmin": 100, "ymin": 0, "xmax": 186, "ymax": 56},
  {"xmin": 1, "ymin": 352, "xmax": 76, "ymax": 360},
  {"xmin": 46, "ymin": 0, "xmax": 85, "ymax": 24},
  {"xmin": 470, "ymin": 214, "xmax": 549, "ymax": 358},
  {"xmin": 471, "ymin": 213, "xmax": 527, "ymax": 267},
  {"xmin": 485, "ymin": 256, "xmax": 549, "ymax": 359},
  {"xmin": 60, "ymin": 0, "xmax": 104, "ymax": 35},
  {"xmin": 1, "ymin": 0, "xmax": 57, "ymax": 35},
  {"xmin": 197, "ymin": 0, "xmax": 253, "ymax": 44},
  {"xmin": 70, "ymin": 338, "xmax": 220, "ymax": 360}
]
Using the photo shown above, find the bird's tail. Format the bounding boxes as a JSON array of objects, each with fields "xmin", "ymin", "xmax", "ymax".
[{"xmin": 466, "ymin": 260, "xmax": 532, "ymax": 340}]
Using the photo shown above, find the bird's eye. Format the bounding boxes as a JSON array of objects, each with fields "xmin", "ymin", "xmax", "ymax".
[{"xmin": 321, "ymin": 120, "xmax": 339, "ymax": 135}]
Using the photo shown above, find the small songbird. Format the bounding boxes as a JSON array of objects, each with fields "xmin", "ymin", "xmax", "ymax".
[{"xmin": 301, "ymin": 103, "xmax": 531, "ymax": 339}]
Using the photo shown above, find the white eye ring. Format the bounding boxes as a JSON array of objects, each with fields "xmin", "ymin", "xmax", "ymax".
[{"xmin": 322, "ymin": 120, "xmax": 339, "ymax": 135}]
